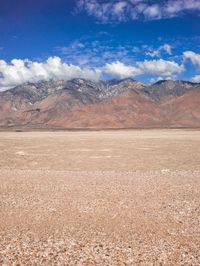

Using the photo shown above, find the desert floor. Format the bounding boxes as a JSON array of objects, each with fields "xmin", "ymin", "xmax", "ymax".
[{"xmin": 0, "ymin": 129, "xmax": 200, "ymax": 265}]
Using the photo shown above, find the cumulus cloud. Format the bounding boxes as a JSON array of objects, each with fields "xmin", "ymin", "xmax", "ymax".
[
  {"xmin": 0, "ymin": 56, "xmax": 185, "ymax": 90},
  {"xmin": 0, "ymin": 57, "xmax": 101, "ymax": 90},
  {"xmin": 183, "ymin": 51, "xmax": 200, "ymax": 67},
  {"xmin": 102, "ymin": 59, "xmax": 183, "ymax": 79},
  {"xmin": 137, "ymin": 59, "xmax": 184, "ymax": 77},
  {"xmin": 102, "ymin": 61, "xmax": 141, "ymax": 79},
  {"xmin": 191, "ymin": 75, "xmax": 200, "ymax": 82},
  {"xmin": 76, "ymin": 0, "xmax": 200, "ymax": 23}
]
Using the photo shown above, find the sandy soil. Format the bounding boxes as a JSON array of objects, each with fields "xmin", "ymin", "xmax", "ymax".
[{"xmin": 0, "ymin": 130, "xmax": 200, "ymax": 265}]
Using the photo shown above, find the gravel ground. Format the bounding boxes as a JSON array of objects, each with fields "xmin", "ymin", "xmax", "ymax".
[
  {"xmin": 0, "ymin": 169, "xmax": 200, "ymax": 265},
  {"xmin": 0, "ymin": 130, "xmax": 200, "ymax": 265}
]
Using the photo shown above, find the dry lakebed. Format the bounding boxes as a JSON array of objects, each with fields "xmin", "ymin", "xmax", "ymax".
[{"xmin": 0, "ymin": 129, "xmax": 200, "ymax": 265}]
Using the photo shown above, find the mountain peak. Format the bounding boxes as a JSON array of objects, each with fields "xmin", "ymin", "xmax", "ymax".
[{"xmin": 0, "ymin": 78, "xmax": 200, "ymax": 129}]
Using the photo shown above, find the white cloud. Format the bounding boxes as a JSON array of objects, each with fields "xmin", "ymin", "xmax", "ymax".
[
  {"xmin": 165, "ymin": 0, "xmax": 200, "ymax": 17},
  {"xmin": 161, "ymin": 44, "xmax": 172, "ymax": 55},
  {"xmin": 76, "ymin": 0, "xmax": 200, "ymax": 23},
  {"xmin": 145, "ymin": 50, "xmax": 161, "ymax": 58},
  {"xmin": 150, "ymin": 76, "xmax": 173, "ymax": 84},
  {"xmin": 191, "ymin": 75, "xmax": 200, "ymax": 82},
  {"xmin": 145, "ymin": 44, "xmax": 172, "ymax": 58},
  {"xmin": 183, "ymin": 51, "xmax": 200, "ymax": 67},
  {"xmin": 102, "ymin": 61, "xmax": 141, "ymax": 79},
  {"xmin": 137, "ymin": 59, "xmax": 184, "ymax": 76},
  {"xmin": 0, "ymin": 57, "xmax": 101, "ymax": 91},
  {"xmin": 143, "ymin": 5, "xmax": 161, "ymax": 19},
  {"xmin": 102, "ymin": 59, "xmax": 183, "ymax": 80},
  {"xmin": 113, "ymin": 1, "xmax": 127, "ymax": 16},
  {"xmin": 0, "ymin": 56, "xmax": 185, "ymax": 90}
]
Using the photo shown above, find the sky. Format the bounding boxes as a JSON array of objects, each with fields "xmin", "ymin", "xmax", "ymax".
[{"xmin": 0, "ymin": 0, "xmax": 200, "ymax": 90}]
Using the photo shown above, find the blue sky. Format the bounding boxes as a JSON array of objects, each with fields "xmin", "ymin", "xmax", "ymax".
[{"xmin": 0, "ymin": 0, "xmax": 200, "ymax": 90}]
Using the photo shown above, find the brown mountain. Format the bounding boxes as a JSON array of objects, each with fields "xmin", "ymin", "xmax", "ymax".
[{"xmin": 0, "ymin": 78, "xmax": 199, "ymax": 129}]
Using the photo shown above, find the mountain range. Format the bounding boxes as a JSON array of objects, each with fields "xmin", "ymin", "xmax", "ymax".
[{"xmin": 0, "ymin": 78, "xmax": 200, "ymax": 129}]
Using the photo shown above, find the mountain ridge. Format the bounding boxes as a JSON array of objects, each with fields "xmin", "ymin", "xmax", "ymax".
[{"xmin": 0, "ymin": 78, "xmax": 200, "ymax": 129}]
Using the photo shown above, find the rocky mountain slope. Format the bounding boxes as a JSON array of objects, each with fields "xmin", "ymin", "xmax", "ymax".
[{"xmin": 0, "ymin": 78, "xmax": 199, "ymax": 129}]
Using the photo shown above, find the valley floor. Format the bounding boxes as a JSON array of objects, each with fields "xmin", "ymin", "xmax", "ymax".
[{"xmin": 0, "ymin": 130, "xmax": 200, "ymax": 265}]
